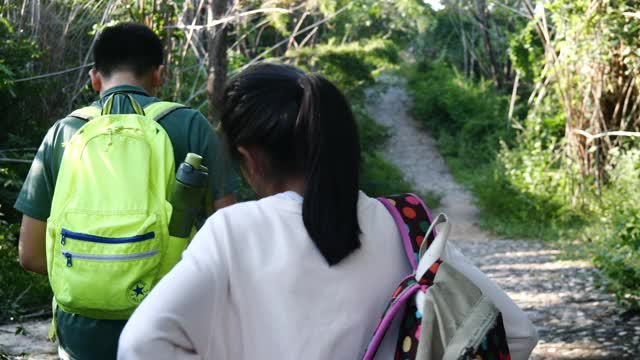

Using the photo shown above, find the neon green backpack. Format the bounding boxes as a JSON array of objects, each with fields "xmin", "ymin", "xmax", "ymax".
[{"xmin": 46, "ymin": 93, "xmax": 190, "ymax": 320}]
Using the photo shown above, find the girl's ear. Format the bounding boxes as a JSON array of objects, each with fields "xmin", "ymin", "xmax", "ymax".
[
  {"xmin": 238, "ymin": 146, "xmax": 274, "ymax": 197},
  {"xmin": 237, "ymin": 146, "xmax": 260, "ymax": 189}
]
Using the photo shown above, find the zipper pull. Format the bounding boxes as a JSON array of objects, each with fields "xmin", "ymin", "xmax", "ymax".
[
  {"xmin": 61, "ymin": 232, "xmax": 66, "ymax": 245},
  {"xmin": 106, "ymin": 128, "xmax": 114, "ymax": 149},
  {"xmin": 65, "ymin": 252, "xmax": 73, "ymax": 267}
]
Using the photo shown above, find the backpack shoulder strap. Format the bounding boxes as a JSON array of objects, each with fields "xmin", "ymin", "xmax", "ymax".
[
  {"xmin": 144, "ymin": 101, "xmax": 188, "ymax": 122},
  {"xmin": 68, "ymin": 106, "xmax": 101, "ymax": 121},
  {"xmin": 69, "ymin": 101, "xmax": 187, "ymax": 122},
  {"xmin": 377, "ymin": 193, "xmax": 437, "ymax": 270},
  {"xmin": 364, "ymin": 195, "xmax": 443, "ymax": 360}
]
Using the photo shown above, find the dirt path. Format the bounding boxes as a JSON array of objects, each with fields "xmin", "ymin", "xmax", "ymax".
[
  {"xmin": 367, "ymin": 77, "xmax": 640, "ymax": 359},
  {"xmin": 367, "ymin": 78, "xmax": 488, "ymax": 242}
]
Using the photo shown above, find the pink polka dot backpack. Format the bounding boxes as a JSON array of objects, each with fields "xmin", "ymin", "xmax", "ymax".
[{"xmin": 362, "ymin": 194, "xmax": 511, "ymax": 360}]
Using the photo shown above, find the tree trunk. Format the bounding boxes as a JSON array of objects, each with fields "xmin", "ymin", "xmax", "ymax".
[
  {"xmin": 206, "ymin": 0, "xmax": 229, "ymax": 125},
  {"xmin": 473, "ymin": 0, "xmax": 501, "ymax": 88}
]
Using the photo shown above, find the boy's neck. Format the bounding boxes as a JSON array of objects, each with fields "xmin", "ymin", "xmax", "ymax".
[{"xmin": 100, "ymin": 72, "xmax": 155, "ymax": 97}]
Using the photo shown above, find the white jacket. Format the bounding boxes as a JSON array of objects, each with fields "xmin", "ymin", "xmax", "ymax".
[{"xmin": 118, "ymin": 192, "xmax": 538, "ymax": 359}]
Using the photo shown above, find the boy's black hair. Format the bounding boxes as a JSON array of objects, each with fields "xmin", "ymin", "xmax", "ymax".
[
  {"xmin": 221, "ymin": 63, "xmax": 362, "ymax": 266},
  {"xmin": 93, "ymin": 23, "xmax": 163, "ymax": 77}
]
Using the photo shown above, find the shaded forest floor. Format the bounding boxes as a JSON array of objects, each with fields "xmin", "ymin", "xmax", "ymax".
[{"xmin": 367, "ymin": 77, "xmax": 640, "ymax": 359}]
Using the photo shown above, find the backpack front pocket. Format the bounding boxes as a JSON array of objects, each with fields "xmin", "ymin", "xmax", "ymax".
[
  {"xmin": 61, "ymin": 248, "xmax": 158, "ymax": 267},
  {"xmin": 60, "ymin": 229, "xmax": 155, "ymax": 246},
  {"xmin": 51, "ymin": 226, "xmax": 163, "ymax": 319}
]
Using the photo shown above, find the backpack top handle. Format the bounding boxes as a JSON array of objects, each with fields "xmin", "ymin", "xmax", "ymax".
[
  {"xmin": 101, "ymin": 92, "xmax": 146, "ymax": 116},
  {"xmin": 416, "ymin": 213, "xmax": 449, "ymax": 280}
]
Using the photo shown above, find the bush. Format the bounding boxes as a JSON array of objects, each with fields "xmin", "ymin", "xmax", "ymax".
[
  {"xmin": 406, "ymin": 61, "xmax": 511, "ymax": 167},
  {"xmin": 592, "ymin": 209, "xmax": 640, "ymax": 309},
  {"xmin": 0, "ymin": 162, "xmax": 52, "ymax": 322},
  {"xmin": 468, "ymin": 160, "xmax": 582, "ymax": 240},
  {"xmin": 291, "ymin": 39, "xmax": 400, "ymax": 102},
  {"xmin": 0, "ymin": 18, "xmax": 48, "ymax": 146},
  {"xmin": 493, "ymin": 114, "xmax": 588, "ymax": 238},
  {"xmin": 590, "ymin": 148, "xmax": 640, "ymax": 309}
]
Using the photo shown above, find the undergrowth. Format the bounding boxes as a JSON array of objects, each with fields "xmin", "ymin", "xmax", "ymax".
[{"xmin": 405, "ymin": 59, "xmax": 640, "ymax": 311}]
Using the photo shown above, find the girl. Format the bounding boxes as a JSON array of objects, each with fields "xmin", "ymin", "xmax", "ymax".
[{"xmin": 118, "ymin": 63, "xmax": 538, "ymax": 359}]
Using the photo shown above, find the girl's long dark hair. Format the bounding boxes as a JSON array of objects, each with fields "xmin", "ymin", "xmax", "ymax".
[{"xmin": 220, "ymin": 63, "xmax": 361, "ymax": 266}]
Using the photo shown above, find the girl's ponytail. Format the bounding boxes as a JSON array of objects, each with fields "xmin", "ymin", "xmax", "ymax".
[
  {"xmin": 296, "ymin": 74, "xmax": 361, "ymax": 265},
  {"xmin": 220, "ymin": 63, "xmax": 361, "ymax": 266}
]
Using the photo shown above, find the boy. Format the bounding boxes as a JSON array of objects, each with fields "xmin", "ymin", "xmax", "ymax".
[{"xmin": 15, "ymin": 23, "xmax": 238, "ymax": 359}]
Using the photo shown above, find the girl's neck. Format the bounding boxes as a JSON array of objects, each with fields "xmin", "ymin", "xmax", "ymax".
[{"xmin": 259, "ymin": 176, "xmax": 305, "ymax": 198}]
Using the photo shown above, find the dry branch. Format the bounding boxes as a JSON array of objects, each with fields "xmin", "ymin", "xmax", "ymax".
[{"xmin": 168, "ymin": 7, "xmax": 291, "ymax": 30}]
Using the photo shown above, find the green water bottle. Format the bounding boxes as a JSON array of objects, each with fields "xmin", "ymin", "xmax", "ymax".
[{"xmin": 168, "ymin": 153, "xmax": 209, "ymax": 238}]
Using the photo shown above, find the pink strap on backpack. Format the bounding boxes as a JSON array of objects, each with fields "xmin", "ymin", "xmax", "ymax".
[
  {"xmin": 362, "ymin": 194, "xmax": 442, "ymax": 360},
  {"xmin": 364, "ymin": 194, "xmax": 511, "ymax": 360},
  {"xmin": 377, "ymin": 194, "xmax": 437, "ymax": 270}
]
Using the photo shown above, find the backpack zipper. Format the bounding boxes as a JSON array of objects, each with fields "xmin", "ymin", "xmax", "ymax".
[
  {"xmin": 60, "ymin": 229, "xmax": 154, "ymax": 245},
  {"xmin": 79, "ymin": 125, "xmax": 146, "ymax": 154},
  {"xmin": 61, "ymin": 249, "xmax": 158, "ymax": 267}
]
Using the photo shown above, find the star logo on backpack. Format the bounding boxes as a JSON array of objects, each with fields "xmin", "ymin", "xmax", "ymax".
[{"xmin": 128, "ymin": 280, "xmax": 150, "ymax": 304}]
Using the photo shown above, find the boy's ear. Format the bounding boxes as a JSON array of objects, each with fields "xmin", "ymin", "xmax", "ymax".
[
  {"xmin": 151, "ymin": 65, "xmax": 164, "ymax": 88},
  {"xmin": 89, "ymin": 68, "xmax": 102, "ymax": 92}
]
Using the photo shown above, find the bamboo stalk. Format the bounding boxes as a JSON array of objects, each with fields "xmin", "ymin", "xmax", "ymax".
[
  {"xmin": 508, "ymin": 71, "xmax": 520, "ymax": 128},
  {"xmin": 573, "ymin": 129, "xmax": 640, "ymax": 141}
]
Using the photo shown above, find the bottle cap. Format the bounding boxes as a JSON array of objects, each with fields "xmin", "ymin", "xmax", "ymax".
[{"xmin": 185, "ymin": 153, "xmax": 203, "ymax": 169}]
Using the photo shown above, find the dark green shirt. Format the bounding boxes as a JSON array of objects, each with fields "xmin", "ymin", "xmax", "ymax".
[{"xmin": 14, "ymin": 85, "xmax": 240, "ymax": 360}]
